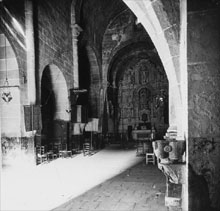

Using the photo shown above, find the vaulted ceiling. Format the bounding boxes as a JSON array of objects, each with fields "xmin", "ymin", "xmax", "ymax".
[{"xmin": 76, "ymin": 0, "xmax": 128, "ymax": 57}]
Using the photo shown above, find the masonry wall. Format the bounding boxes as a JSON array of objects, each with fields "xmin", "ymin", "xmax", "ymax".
[
  {"xmin": 1, "ymin": 0, "xmax": 74, "ymax": 167},
  {"xmin": 85, "ymin": 46, "xmax": 100, "ymax": 118},
  {"xmin": 35, "ymin": 0, "xmax": 74, "ymax": 162},
  {"xmin": 188, "ymin": 8, "xmax": 220, "ymax": 210},
  {"xmin": 85, "ymin": 9, "xmax": 153, "ymax": 121},
  {"xmin": 80, "ymin": 0, "xmax": 126, "ymax": 62},
  {"xmin": 1, "ymin": 0, "xmax": 26, "ymax": 78},
  {"xmin": 36, "ymin": 0, "xmax": 73, "ymax": 98},
  {"xmin": 102, "ymin": 10, "xmax": 151, "ymax": 82},
  {"xmin": 0, "ymin": 0, "xmax": 33, "ymax": 167},
  {"xmin": 0, "ymin": 0, "xmax": 27, "ymax": 116}
]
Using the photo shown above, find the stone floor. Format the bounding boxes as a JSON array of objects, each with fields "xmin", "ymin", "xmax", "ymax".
[
  {"xmin": 1, "ymin": 144, "xmax": 167, "ymax": 211},
  {"xmin": 52, "ymin": 160, "xmax": 167, "ymax": 211}
]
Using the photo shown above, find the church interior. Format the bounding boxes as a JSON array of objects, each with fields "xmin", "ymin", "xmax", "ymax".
[{"xmin": 0, "ymin": 0, "xmax": 220, "ymax": 211}]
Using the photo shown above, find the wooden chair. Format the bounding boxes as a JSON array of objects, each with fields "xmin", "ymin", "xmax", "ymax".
[
  {"xmin": 59, "ymin": 143, "xmax": 72, "ymax": 158},
  {"xmin": 146, "ymin": 152, "xmax": 156, "ymax": 165},
  {"xmin": 83, "ymin": 142, "xmax": 91, "ymax": 156},
  {"xmin": 36, "ymin": 146, "xmax": 48, "ymax": 164},
  {"xmin": 46, "ymin": 145, "xmax": 58, "ymax": 160},
  {"xmin": 51, "ymin": 143, "xmax": 61, "ymax": 158}
]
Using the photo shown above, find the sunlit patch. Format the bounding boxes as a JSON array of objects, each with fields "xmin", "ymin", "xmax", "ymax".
[{"xmin": 1, "ymin": 147, "xmax": 144, "ymax": 211}]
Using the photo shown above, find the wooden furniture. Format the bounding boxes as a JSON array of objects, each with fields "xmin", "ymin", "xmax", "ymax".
[
  {"xmin": 83, "ymin": 142, "xmax": 91, "ymax": 156},
  {"xmin": 59, "ymin": 143, "xmax": 72, "ymax": 158},
  {"xmin": 47, "ymin": 151, "xmax": 58, "ymax": 160},
  {"xmin": 36, "ymin": 146, "xmax": 48, "ymax": 164},
  {"xmin": 132, "ymin": 129, "xmax": 154, "ymax": 141},
  {"xmin": 146, "ymin": 153, "xmax": 156, "ymax": 165},
  {"xmin": 132, "ymin": 129, "xmax": 154, "ymax": 156}
]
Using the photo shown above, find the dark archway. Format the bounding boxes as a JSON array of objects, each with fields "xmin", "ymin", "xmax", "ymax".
[
  {"xmin": 41, "ymin": 64, "xmax": 70, "ymax": 146},
  {"xmin": 41, "ymin": 66, "xmax": 56, "ymax": 140}
]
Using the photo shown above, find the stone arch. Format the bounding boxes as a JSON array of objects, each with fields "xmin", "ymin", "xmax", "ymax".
[
  {"xmin": 108, "ymin": 43, "xmax": 169, "ymax": 136},
  {"xmin": 0, "ymin": 32, "xmax": 21, "ymax": 137},
  {"xmin": 85, "ymin": 45, "xmax": 101, "ymax": 117},
  {"xmin": 71, "ymin": 0, "xmax": 77, "ymax": 25},
  {"xmin": 71, "ymin": 0, "xmax": 84, "ymax": 24},
  {"xmin": 0, "ymin": 21, "xmax": 26, "ymax": 85},
  {"xmin": 107, "ymin": 42, "xmax": 160, "ymax": 86},
  {"xmin": 122, "ymin": 0, "xmax": 180, "ymax": 85},
  {"xmin": 102, "ymin": 8, "xmax": 143, "ymax": 85},
  {"xmin": 41, "ymin": 64, "xmax": 70, "ymax": 122},
  {"xmin": 120, "ymin": 0, "xmax": 187, "ymax": 138}
]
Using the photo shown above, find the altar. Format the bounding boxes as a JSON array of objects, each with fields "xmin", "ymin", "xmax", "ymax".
[
  {"xmin": 132, "ymin": 129, "xmax": 155, "ymax": 156},
  {"xmin": 132, "ymin": 129, "xmax": 154, "ymax": 141}
]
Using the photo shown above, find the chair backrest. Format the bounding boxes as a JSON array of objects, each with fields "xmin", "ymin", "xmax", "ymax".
[
  {"xmin": 36, "ymin": 146, "xmax": 46, "ymax": 155},
  {"xmin": 53, "ymin": 143, "xmax": 61, "ymax": 153},
  {"xmin": 83, "ymin": 143, "xmax": 90, "ymax": 150}
]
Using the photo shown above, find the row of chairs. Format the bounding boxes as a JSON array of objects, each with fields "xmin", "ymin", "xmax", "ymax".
[
  {"xmin": 36, "ymin": 141, "xmax": 97, "ymax": 164},
  {"xmin": 36, "ymin": 144, "xmax": 73, "ymax": 164}
]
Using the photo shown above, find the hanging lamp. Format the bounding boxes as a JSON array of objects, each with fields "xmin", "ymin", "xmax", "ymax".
[{"xmin": 2, "ymin": 35, "xmax": 12, "ymax": 103}]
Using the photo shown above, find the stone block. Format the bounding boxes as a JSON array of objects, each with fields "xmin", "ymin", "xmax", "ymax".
[
  {"xmin": 188, "ymin": 62, "xmax": 220, "ymax": 137},
  {"xmin": 188, "ymin": 11, "xmax": 220, "ymax": 63},
  {"xmin": 153, "ymin": 0, "xmax": 180, "ymax": 34},
  {"xmin": 189, "ymin": 137, "xmax": 220, "ymax": 210}
]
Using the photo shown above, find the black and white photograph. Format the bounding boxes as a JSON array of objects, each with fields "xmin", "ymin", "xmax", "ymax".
[{"xmin": 0, "ymin": 0, "xmax": 220, "ymax": 211}]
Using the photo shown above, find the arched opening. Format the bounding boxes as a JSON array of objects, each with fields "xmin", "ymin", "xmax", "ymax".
[
  {"xmin": 107, "ymin": 43, "xmax": 168, "ymax": 143},
  {"xmin": 121, "ymin": 0, "xmax": 187, "ymax": 140},
  {"xmin": 99, "ymin": 0, "xmax": 186, "ymax": 141},
  {"xmin": 0, "ymin": 31, "xmax": 22, "ymax": 167},
  {"xmin": 41, "ymin": 64, "xmax": 70, "ymax": 147}
]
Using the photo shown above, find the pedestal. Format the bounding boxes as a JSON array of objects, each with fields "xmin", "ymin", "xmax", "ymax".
[{"xmin": 158, "ymin": 163, "xmax": 187, "ymax": 211}]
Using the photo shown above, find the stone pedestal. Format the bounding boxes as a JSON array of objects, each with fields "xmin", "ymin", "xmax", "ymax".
[
  {"xmin": 153, "ymin": 139, "xmax": 186, "ymax": 211},
  {"xmin": 158, "ymin": 163, "xmax": 187, "ymax": 211}
]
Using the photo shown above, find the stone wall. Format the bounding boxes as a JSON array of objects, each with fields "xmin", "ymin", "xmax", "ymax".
[
  {"xmin": 85, "ymin": 45, "xmax": 101, "ymax": 118},
  {"xmin": 0, "ymin": 2, "xmax": 28, "ymax": 167},
  {"xmin": 188, "ymin": 9, "xmax": 220, "ymax": 210},
  {"xmin": 152, "ymin": 0, "xmax": 180, "ymax": 79},
  {"xmin": 78, "ymin": 0, "xmax": 128, "ymax": 120},
  {"xmin": 0, "ymin": 32, "xmax": 21, "ymax": 137},
  {"xmin": 102, "ymin": 9, "xmax": 151, "ymax": 83},
  {"xmin": 99, "ymin": 9, "xmax": 156, "ymax": 132},
  {"xmin": 0, "ymin": 0, "xmax": 26, "ymax": 76},
  {"xmin": 80, "ymin": 0, "xmax": 126, "ymax": 62},
  {"xmin": 36, "ymin": 0, "xmax": 73, "ymax": 99},
  {"xmin": 0, "ymin": 0, "xmax": 27, "ymax": 104},
  {"xmin": 1, "ymin": 0, "xmax": 74, "ymax": 167}
]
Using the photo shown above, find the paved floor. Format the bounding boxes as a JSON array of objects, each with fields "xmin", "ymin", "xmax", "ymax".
[
  {"xmin": 1, "ymin": 144, "xmax": 166, "ymax": 211},
  {"xmin": 53, "ymin": 160, "xmax": 167, "ymax": 211}
]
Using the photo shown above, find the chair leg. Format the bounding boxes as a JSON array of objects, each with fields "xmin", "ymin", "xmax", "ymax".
[
  {"xmin": 146, "ymin": 153, "xmax": 149, "ymax": 164},
  {"xmin": 153, "ymin": 155, "xmax": 156, "ymax": 165}
]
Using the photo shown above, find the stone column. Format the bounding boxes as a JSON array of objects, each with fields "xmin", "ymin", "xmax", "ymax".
[
  {"xmin": 168, "ymin": 83, "xmax": 184, "ymax": 140},
  {"xmin": 24, "ymin": 0, "xmax": 36, "ymax": 167},
  {"xmin": 71, "ymin": 23, "xmax": 82, "ymax": 89},
  {"xmin": 25, "ymin": 0, "xmax": 36, "ymax": 105}
]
